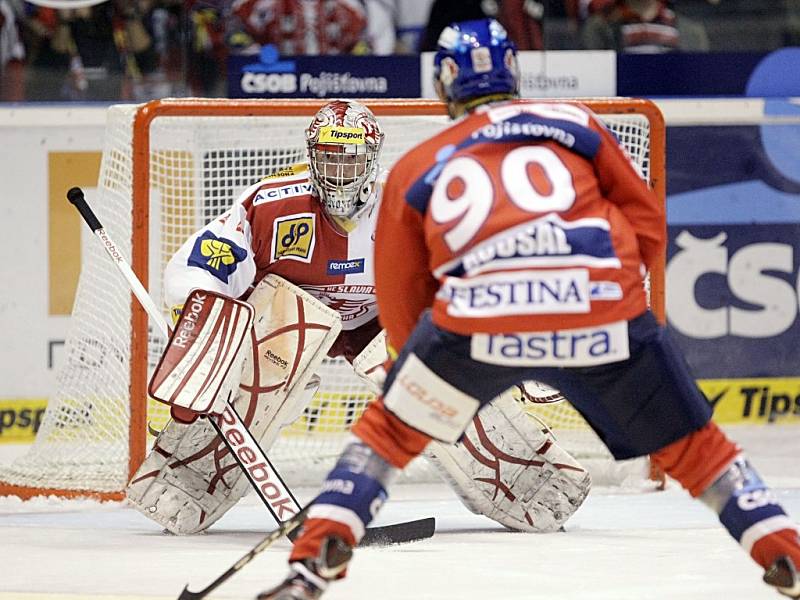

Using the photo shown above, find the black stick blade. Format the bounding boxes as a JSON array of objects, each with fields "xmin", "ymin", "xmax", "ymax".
[
  {"xmin": 358, "ymin": 517, "xmax": 435, "ymax": 547},
  {"xmin": 177, "ymin": 584, "xmax": 204, "ymax": 600}
]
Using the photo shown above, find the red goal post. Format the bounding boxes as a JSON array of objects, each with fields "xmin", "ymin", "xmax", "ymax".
[{"xmin": 0, "ymin": 97, "xmax": 665, "ymax": 500}]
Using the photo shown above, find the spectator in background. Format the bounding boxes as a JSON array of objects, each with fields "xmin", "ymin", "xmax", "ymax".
[
  {"xmin": 564, "ymin": 0, "xmax": 608, "ymax": 31},
  {"xmin": 188, "ymin": 0, "xmax": 232, "ymax": 96},
  {"xmin": 19, "ymin": 4, "xmax": 70, "ymax": 100},
  {"xmin": 229, "ymin": 0, "xmax": 369, "ymax": 55},
  {"xmin": 0, "ymin": 0, "xmax": 24, "ymax": 100},
  {"xmin": 581, "ymin": 0, "xmax": 709, "ymax": 52},
  {"xmin": 365, "ymin": 0, "xmax": 435, "ymax": 54},
  {"xmin": 420, "ymin": 0, "xmax": 545, "ymax": 51},
  {"xmin": 22, "ymin": 1, "xmax": 170, "ymax": 101}
]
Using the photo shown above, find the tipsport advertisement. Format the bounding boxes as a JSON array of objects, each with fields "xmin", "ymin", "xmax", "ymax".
[{"xmin": 666, "ymin": 100, "xmax": 800, "ymax": 424}]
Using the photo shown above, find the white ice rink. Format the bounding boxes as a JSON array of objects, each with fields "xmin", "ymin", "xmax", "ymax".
[{"xmin": 1, "ymin": 425, "xmax": 798, "ymax": 600}]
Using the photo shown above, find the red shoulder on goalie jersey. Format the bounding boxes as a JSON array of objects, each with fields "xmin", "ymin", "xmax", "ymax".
[{"xmin": 163, "ymin": 100, "xmax": 385, "ymax": 334}]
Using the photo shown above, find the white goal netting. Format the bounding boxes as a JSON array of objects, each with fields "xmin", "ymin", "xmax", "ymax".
[{"xmin": 0, "ymin": 99, "xmax": 661, "ymax": 497}]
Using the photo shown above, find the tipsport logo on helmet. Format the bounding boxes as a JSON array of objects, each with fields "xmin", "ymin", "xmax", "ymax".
[{"xmin": 318, "ymin": 126, "xmax": 366, "ymax": 145}]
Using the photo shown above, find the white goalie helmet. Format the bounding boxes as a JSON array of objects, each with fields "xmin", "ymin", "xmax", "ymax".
[{"xmin": 305, "ymin": 100, "xmax": 385, "ymax": 220}]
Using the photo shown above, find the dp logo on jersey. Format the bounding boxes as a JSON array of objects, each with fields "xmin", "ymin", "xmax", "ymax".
[{"xmin": 271, "ymin": 213, "xmax": 316, "ymax": 263}]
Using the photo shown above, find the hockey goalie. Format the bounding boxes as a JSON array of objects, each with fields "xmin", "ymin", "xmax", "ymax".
[{"xmin": 126, "ymin": 99, "xmax": 591, "ymax": 535}]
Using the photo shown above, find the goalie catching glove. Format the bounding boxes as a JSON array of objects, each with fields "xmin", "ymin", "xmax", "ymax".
[{"xmin": 126, "ymin": 275, "xmax": 342, "ymax": 534}]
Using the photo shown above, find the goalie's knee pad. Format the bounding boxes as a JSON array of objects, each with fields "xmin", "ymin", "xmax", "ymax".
[{"xmin": 423, "ymin": 391, "xmax": 591, "ymax": 533}]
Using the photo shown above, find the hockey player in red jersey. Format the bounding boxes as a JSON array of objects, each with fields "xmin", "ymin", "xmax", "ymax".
[
  {"xmin": 128, "ymin": 98, "xmax": 591, "ymax": 541},
  {"xmin": 258, "ymin": 18, "xmax": 800, "ymax": 600}
]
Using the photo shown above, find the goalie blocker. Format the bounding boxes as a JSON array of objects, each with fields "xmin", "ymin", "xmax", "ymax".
[{"xmin": 148, "ymin": 288, "xmax": 254, "ymax": 420}]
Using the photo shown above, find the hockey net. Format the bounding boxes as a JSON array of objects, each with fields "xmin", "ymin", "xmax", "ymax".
[{"xmin": 0, "ymin": 98, "xmax": 665, "ymax": 499}]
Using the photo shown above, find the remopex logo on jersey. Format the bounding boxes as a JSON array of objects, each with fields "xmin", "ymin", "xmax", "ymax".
[{"xmin": 239, "ymin": 44, "xmax": 388, "ymax": 97}]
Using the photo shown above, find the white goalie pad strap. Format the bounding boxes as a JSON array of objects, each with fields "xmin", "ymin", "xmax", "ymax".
[
  {"xmin": 514, "ymin": 380, "xmax": 566, "ymax": 405},
  {"xmin": 423, "ymin": 391, "xmax": 592, "ymax": 532},
  {"xmin": 148, "ymin": 289, "xmax": 254, "ymax": 415},
  {"xmin": 281, "ymin": 373, "xmax": 321, "ymax": 426},
  {"xmin": 127, "ymin": 275, "xmax": 342, "ymax": 534},
  {"xmin": 351, "ymin": 329, "xmax": 388, "ymax": 394}
]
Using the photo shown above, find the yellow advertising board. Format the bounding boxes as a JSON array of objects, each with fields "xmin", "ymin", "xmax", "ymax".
[
  {"xmin": 698, "ymin": 378, "xmax": 800, "ymax": 424},
  {"xmin": 0, "ymin": 398, "xmax": 48, "ymax": 443}
]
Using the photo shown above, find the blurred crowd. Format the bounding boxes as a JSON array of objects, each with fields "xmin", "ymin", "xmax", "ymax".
[{"xmin": 1, "ymin": 0, "xmax": 799, "ymax": 102}]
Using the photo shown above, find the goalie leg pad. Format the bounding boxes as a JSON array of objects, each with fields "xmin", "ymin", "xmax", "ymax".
[
  {"xmin": 127, "ymin": 275, "xmax": 342, "ymax": 534},
  {"xmin": 423, "ymin": 391, "xmax": 592, "ymax": 533},
  {"xmin": 350, "ymin": 328, "xmax": 590, "ymax": 532},
  {"xmin": 126, "ymin": 416, "xmax": 254, "ymax": 533}
]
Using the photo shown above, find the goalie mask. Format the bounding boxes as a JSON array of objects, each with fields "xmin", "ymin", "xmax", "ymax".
[{"xmin": 306, "ymin": 100, "xmax": 384, "ymax": 220}]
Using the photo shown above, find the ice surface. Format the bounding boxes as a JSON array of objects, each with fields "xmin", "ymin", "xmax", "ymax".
[{"xmin": 0, "ymin": 425, "xmax": 797, "ymax": 600}]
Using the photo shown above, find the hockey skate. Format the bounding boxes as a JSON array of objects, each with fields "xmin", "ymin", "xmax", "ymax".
[
  {"xmin": 257, "ymin": 536, "xmax": 352, "ymax": 600},
  {"xmin": 764, "ymin": 556, "xmax": 800, "ymax": 598}
]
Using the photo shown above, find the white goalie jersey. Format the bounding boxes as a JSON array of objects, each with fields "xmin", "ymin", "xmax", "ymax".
[{"xmin": 163, "ymin": 162, "xmax": 382, "ymax": 332}]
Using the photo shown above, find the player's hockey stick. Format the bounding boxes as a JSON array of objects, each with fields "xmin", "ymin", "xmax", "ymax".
[
  {"xmin": 176, "ymin": 504, "xmax": 436, "ymax": 600},
  {"xmin": 178, "ymin": 505, "xmax": 309, "ymax": 600},
  {"xmin": 67, "ymin": 186, "xmax": 435, "ymax": 546}
]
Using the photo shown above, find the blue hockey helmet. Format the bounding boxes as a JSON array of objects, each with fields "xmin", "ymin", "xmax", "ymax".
[{"xmin": 433, "ymin": 19, "xmax": 519, "ymax": 106}]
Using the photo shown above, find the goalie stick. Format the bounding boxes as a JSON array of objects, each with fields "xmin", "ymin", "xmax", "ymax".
[{"xmin": 66, "ymin": 186, "xmax": 435, "ymax": 544}]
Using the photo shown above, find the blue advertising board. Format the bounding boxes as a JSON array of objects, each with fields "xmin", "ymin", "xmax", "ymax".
[
  {"xmin": 227, "ymin": 46, "xmax": 800, "ymax": 99},
  {"xmin": 227, "ymin": 46, "xmax": 421, "ymax": 99},
  {"xmin": 666, "ymin": 121, "xmax": 800, "ymax": 380},
  {"xmin": 619, "ymin": 48, "xmax": 800, "ymax": 97}
]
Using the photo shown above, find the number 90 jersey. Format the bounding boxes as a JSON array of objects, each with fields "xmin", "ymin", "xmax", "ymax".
[{"xmin": 375, "ymin": 100, "xmax": 665, "ymax": 352}]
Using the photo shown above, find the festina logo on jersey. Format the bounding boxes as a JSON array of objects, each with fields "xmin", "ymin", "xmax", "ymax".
[{"xmin": 438, "ymin": 269, "xmax": 591, "ymax": 317}]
